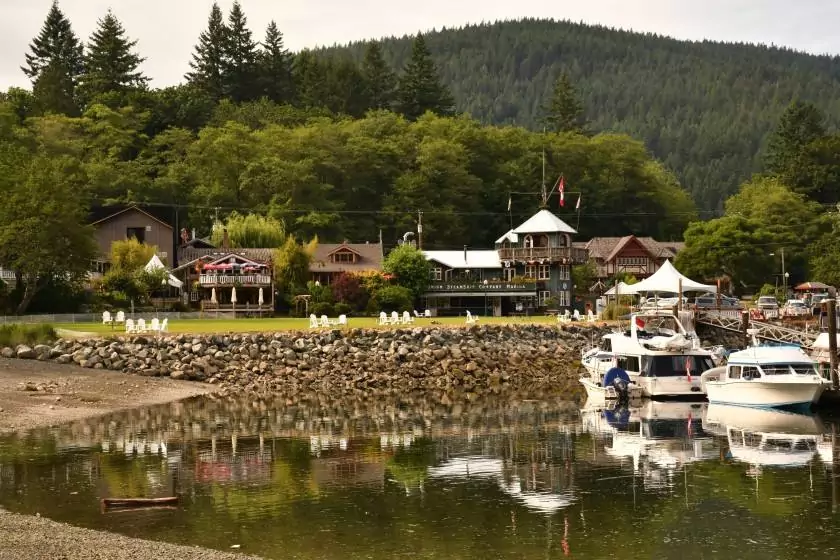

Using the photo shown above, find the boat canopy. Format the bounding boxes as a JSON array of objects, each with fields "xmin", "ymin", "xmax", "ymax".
[{"xmin": 623, "ymin": 260, "xmax": 716, "ymax": 295}]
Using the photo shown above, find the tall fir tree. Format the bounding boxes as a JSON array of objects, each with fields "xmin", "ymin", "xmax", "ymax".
[
  {"xmin": 186, "ymin": 2, "xmax": 228, "ymax": 101},
  {"xmin": 259, "ymin": 21, "xmax": 294, "ymax": 103},
  {"xmin": 765, "ymin": 101, "xmax": 826, "ymax": 176},
  {"xmin": 542, "ymin": 72, "xmax": 586, "ymax": 134},
  {"xmin": 361, "ymin": 41, "xmax": 396, "ymax": 110},
  {"xmin": 396, "ymin": 33, "xmax": 455, "ymax": 120},
  {"xmin": 22, "ymin": 1, "xmax": 84, "ymax": 114},
  {"xmin": 78, "ymin": 10, "xmax": 147, "ymax": 102},
  {"xmin": 223, "ymin": 1, "xmax": 260, "ymax": 102}
]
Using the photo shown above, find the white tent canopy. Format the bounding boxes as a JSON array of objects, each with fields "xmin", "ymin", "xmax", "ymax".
[
  {"xmin": 605, "ymin": 281, "xmax": 633, "ymax": 296},
  {"xmin": 622, "ymin": 260, "xmax": 716, "ymax": 295},
  {"xmin": 144, "ymin": 255, "xmax": 184, "ymax": 289}
]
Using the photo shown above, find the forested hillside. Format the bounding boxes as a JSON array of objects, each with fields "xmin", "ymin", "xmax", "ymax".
[{"xmin": 333, "ymin": 19, "xmax": 840, "ymax": 211}]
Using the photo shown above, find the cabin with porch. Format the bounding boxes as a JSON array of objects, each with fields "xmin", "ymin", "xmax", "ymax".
[
  {"xmin": 422, "ymin": 209, "xmax": 588, "ymax": 316},
  {"xmin": 89, "ymin": 205, "xmax": 176, "ymax": 278},
  {"xmin": 309, "ymin": 242, "xmax": 384, "ymax": 285},
  {"xmin": 576, "ymin": 236, "xmax": 685, "ymax": 287}
]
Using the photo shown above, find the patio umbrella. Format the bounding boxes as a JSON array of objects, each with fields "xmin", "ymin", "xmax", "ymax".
[
  {"xmin": 231, "ymin": 286, "xmax": 237, "ymax": 304},
  {"xmin": 258, "ymin": 287, "xmax": 264, "ymax": 306},
  {"xmin": 210, "ymin": 287, "xmax": 217, "ymax": 304}
]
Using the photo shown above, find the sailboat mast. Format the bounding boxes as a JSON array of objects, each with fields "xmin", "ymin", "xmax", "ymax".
[{"xmin": 541, "ymin": 127, "xmax": 547, "ymax": 207}]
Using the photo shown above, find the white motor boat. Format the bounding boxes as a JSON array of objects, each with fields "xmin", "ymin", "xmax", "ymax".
[
  {"xmin": 579, "ymin": 310, "xmax": 714, "ymax": 398},
  {"xmin": 700, "ymin": 346, "xmax": 826, "ymax": 410},
  {"xmin": 579, "ymin": 365, "xmax": 644, "ymax": 404}
]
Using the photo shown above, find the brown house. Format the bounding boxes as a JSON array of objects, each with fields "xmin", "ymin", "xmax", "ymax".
[
  {"xmin": 90, "ymin": 206, "xmax": 175, "ymax": 272},
  {"xmin": 309, "ymin": 242, "xmax": 384, "ymax": 285},
  {"xmin": 575, "ymin": 236, "xmax": 685, "ymax": 285}
]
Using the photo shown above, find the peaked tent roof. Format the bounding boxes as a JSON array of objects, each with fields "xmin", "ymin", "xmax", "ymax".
[
  {"xmin": 605, "ymin": 281, "xmax": 635, "ymax": 296},
  {"xmin": 145, "ymin": 255, "xmax": 184, "ymax": 289},
  {"xmin": 512, "ymin": 209, "xmax": 577, "ymax": 235},
  {"xmin": 622, "ymin": 260, "xmax": 716, "ymax": 294}
]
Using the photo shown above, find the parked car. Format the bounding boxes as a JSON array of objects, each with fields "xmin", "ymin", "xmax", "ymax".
[
  {"xmin": 781, "ymin": 299, "xmax": 809, "ymax": 317},
  {"xmin": 810, "ymin": 293, "xmax": 830, "ymax": 314},
  {"xmin": 756, "ymin": 296, "xmax": 779, "ymax": 312},
  {"xmin": 693, "ymin": 293, "xmax": 742, "ymax": 309}
]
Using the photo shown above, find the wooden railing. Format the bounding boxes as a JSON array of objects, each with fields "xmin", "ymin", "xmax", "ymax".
[
  {"xmin": 496, "ymin": 247, "xmax": 589, "ymax": 263},
  {"xmin": 199, "ymin": 274, "xmax": 272, "ymax": 286}
]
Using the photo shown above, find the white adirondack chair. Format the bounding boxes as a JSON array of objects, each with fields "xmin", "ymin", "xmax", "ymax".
[
  {"xmin": 337, "ymin": 314, "xmax": 348, "ymax": 326},
  {"xmin": 102, "ymin": 311, "xmax": 113, "ymax": 324},
  {"xmin": 115, "ymin": 311, "xmax": 126, "ymax": 324},
  {"xmin": 557, "ymin": 310, "xmax": 571, "ymax": 324},
  {"xmin": 413, "ymin": 310, "xmax": 421, "ymax": 319},
  {"xmin": 136, "ymin": 318, "xmax": 147, "ymax": 333},
  {"xmin": 424, "ymin": 310, "xmax": 432, "ymax": 318},
  {"xmin": 391, "ymin": 311, "xmax": 400, "ymax": 324},
  {"xmin": 309, "ymin": 314, "xmax": 320, "ymax": 328},
  {"xmin": 378, "ymin": 312, "xmax": 389, "ymax": 325},
  {"xmin": 586, "ymin": 310, "xmax": 597, "ymax": 322},
  {"xmin": 319, "ymin": 315, "xmax": 331, "ymax": 327},
  {"xmin": 124, "ymin": 318, "xmax": 135, "ymax": 333},
  {"xmin": 402, "ymin": 311, "xmax": 414, "ymax": 324},
  {"xmin": 466, "ymin": 311, "xmax": 478, "ymax": 325},
  {"xmin": 150, "ymin": 318, "xmax": 161, "ymax": 333},
  {"xmin": 573, "ymin": 310, "xmax": 582, "ymax": 321},
  {"xmin": 160, "ymin": 318, "xmax": 169, "ymax": 332}
]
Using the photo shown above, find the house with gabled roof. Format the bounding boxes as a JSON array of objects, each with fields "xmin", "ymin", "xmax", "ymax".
[
  {"xmin": 309, "ymin": 242, "xmax": 384, "ymax": 285},
  {"xmin": 89, "ymin": 204, "xmax": 176, "ymax": 274},
  {"xmin": 573, "ymin": 235, "xmax": 686, "ymax": 288},
  {"xmin": 422, "ymin": 209, "xmax": 589, "ymax": 317}
]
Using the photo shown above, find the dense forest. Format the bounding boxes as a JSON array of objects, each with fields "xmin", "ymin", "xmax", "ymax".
[{"xmin": 332, "ymin": 19, "xmax": 840, "ymax": 211}]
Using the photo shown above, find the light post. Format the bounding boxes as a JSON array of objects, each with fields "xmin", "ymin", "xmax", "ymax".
[
  {"xmin": 770, "ymin": 249, "xmax": 787, "ymax": 299},
  {"xmin": 483, "ymin": 279, "xmax": 489, "ymax": 317}
]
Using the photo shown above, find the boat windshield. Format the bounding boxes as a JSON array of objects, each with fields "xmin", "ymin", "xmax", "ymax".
[
  {"xmin": 645, "ymin": 355, "xmax": 715, "ymax": 377},
  {"xmin": 760, "ymin": 363, "xmax": 817, "ymax": 375}
]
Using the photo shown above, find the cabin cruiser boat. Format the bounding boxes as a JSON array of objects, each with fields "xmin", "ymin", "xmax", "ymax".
[
  {"xmin": 580, "ymin": 311, "xmax": 714, "ymax": 399},
  {"xmin": 700, "ymin": 346, "xmax": 825, "ymax": 410}
]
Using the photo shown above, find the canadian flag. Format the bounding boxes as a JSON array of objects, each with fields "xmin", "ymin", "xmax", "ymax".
[{"xmin": 557, "ymin": 176, "xmax": 565, "ymax": 207}]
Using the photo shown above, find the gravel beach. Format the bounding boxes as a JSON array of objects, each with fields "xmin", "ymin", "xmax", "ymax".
[
  {"xmin": 0, "ymin": 357, "xmax": 215, "ymax": 433},
  {"xmin": 0, "ymin": 508, "xmax": 262, "ymax": 560}
]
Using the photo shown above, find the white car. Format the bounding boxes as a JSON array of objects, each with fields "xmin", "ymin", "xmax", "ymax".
[{"xmin": 782, "ymin": 300, "xmax": 809, "ymax": 317}]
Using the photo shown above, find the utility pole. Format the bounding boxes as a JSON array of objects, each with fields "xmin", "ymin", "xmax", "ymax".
[
  {"xmin": 828, "ymin": 298, "xmax": 839, "ymax": 391},
  {"xmin": 781, "ymin": 247, "xmax": 787, "ymax": 299},
  {"xmin": 417, "ymin": 210, "xmax": 423, "ymax": 250}
]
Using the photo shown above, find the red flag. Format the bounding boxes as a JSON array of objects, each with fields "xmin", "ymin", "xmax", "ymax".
[
  {"xmin": 576, "ymin": 194, "xmax": 581, "ymax": 210},
  {"xmin": 686, "ymin": 357, "xmax": 692, "ymax": 383},
  {"xmin": 635, "ymin": 316, "xmax": 645, "ymax": 329},
  {"xmin": 558, "ymin": 176, "xmax": 565, "ymax": 207}
]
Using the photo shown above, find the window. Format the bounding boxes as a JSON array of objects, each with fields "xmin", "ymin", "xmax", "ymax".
[
  {"xmin": 503, "ymin": 268, "xmax": 515, "ymax": 282},
  {"xmin": 560, "ymin": 265, "xmax": 570, "ymax": 280},
  {"xmin": 616, "ymin": 355, "xmax": 641, "ymax": 373},
  {"xmin": 524, "ymin": 235, "xmax": 533, "ymax": 249},
  {"xmin": 538, "ymin": 265, "xmax": 550, "ymax": 280},
  {"xmin": 525, "ymin": 265, "xmax": 537, "ymax": 279},
  {"xmin": 742, "ymin": 366, "xmax": 761, "ymax": 380},
  {"xmin": 617, "ymin": 257, "xmax": 646, "ymax": 266},
  {"xmin": 190, "ymin": 291, "xmax": 199, "ymax": 302},
  {"xmin": 557, "ymin": 235, "xmax": 568, "ymax": 247},
  {"xmin": 558, "ymin": 290, "xmax": 569, "ymax": 306},
  {"xmin": 331, "ymin": 251, "xmax": 355, "ymax": 263},
  {"xmin": 431, "ymin": 267, "xmax": 442, "ymax": 281},
  {"xmin": 728, "ymin": 366, "xmax": 741, "ymax": 379},
  {"xmin": 539, "ymin": 291, "xmax": 551, "ymax": 306},
  {"xmin": 126, "ymin": 227, "xmax": 145, "ymax": 243}
]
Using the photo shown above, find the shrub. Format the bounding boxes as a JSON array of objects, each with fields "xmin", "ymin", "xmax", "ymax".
[
  {"xmin": 334, "ymin": 302, "xmax": 352, "ymax": 316},
  {"xmin": 601, "ymin": 303, "xmax": 631, "ymax": 320},
  {"xmin": 331, "ymin": 273, "xmax": 369, "ymax": 310},
  {"xmin": 0, "ymin": 324, "xmax": 57, "ymax": 347},
  {"xmin": 371, "ymin": 286, "xmax": 414, "ymax": 313},
  {"xmin": 311, "ymin": 302, "xmax": 334, "ymax": 317}
]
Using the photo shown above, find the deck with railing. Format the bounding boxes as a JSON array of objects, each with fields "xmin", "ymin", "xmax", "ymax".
[
  {"xmin": 199, "ymin": 274, "xmax": 272, "ymax": 286},
  {"xmin": 496, "ymin": 247, "xmax": 588, "ymax": 263}
]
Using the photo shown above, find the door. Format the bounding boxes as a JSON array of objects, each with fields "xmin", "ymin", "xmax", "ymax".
[{"xmin": 503, "ymin": 268, "xmax": 515, "ymax": 282}]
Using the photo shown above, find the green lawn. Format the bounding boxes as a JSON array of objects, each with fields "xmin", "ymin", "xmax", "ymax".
[{"xmin": 53, "ymin": 315, "xmax": 562, "ymax": 335}]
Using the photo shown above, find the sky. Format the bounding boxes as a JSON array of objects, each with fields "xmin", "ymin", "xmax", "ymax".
[{"xmin": 2, "ymin": 0, "xmax": 840, "ymax": 90}]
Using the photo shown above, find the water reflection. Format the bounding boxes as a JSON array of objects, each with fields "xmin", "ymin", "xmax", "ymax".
[{"xmin": 0, "ymin": 391, "xmax": 839, "ymax": 559}]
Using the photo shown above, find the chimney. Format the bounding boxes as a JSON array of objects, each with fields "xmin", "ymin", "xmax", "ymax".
[
  {"xmin": 222, "ymin": 228, "xmax": 230, "ymax": 250},
  {"xmin": 464, "ymin": 245, "xmax": 468, "ymax": 264}
]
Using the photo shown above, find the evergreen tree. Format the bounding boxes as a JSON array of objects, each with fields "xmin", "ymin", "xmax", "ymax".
[
  {"xmin": 396, "ymin": 33, "xmax": 454, "ymax": 120},
  {"xmin": 765, "ymin": 101, "xmax": 826, "ymax": 176},
  {"xmin": 223, "ymin": 1, "xmax": 260, "ymax": 102},
  {"xmin": 78, "ymin": 10, "xmax": 147, "ymax": 102},
  {"xmin": 361, "ymin": 41, "xmax": 396, "ymax": 110},
  {"xmin": 259, "ymin": 21, "xmax": 294, "ymax": 103},
  {"xmin": 22, "ymin": 1, "xmax": 84, "ymax": 114},
  {"xmin": 186, "ymin": 2, "xmax": 228, "ymax": 101},
  {"xmin": 542, "ymin": 72, "xmax": 586, "ymax": 134}
]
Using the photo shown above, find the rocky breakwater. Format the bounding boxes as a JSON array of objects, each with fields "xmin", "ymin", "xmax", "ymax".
[{"xmin": 2, "ymin": 324, "xmax": 610, "ymax": 396}]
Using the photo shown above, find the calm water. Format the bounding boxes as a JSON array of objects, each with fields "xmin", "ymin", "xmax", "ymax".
[{"xmin": 1, "ymin": 392, "xmax": 839, "ymax": 559}]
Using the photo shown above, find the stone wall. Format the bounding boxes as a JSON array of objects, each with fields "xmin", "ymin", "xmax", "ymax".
[{"xmin": 2, "ymin": 324, "xmax": 611, "ymax": 397}]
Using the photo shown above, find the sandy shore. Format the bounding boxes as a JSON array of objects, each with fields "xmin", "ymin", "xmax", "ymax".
[
  {"xmin": 0, "ymin": 357, "xmax": 216, "ymax": 433},
  {"xmin": 0, "ymin": 508, "xmax": 261, "ymax": 560}
]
